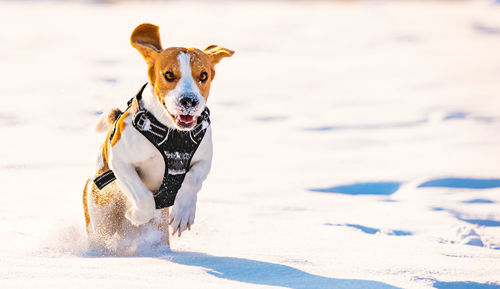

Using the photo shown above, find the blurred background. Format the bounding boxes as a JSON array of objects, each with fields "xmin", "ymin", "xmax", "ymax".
[{"xmin": 0, "ymin": 1, "xmax": 499, "ymax": 288}]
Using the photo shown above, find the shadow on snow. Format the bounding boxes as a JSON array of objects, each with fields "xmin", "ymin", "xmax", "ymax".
[
  {"xmin": 163, "ymin": 251, "xmax": 401, "ymax": 289},
  {"xmin": 304, "ymin": 111, "xmax": 494, "ymax": 132},
  {"xmin": 310, "ymin": 177, "xmax": 500, "ymax": 196},
  {"xmin": 418, "ymin": 178, "xmax": 500, "ymax": 189},
  {"xmin": 433, "ymin": 281, "xmax": 500, "ymax": 289},
  {"xmin": 462, "ymin": 198, "xmax": 495, "ymax": 204},
  {"xmin": 472, "ymin": 22, "xmax": 500, "ymax": 36},
  {"xmin": 304, "ymin": 120, "xmax": 426, "ymax": 132},
  {"xmin": 310, "ymin": 182, "xmax": 401, "ymax": 196},
  {"xmin": 326, "ymin": 223, "xmax": 412, "ymax": 236},
  {"xmin": 433, "ymin": 207, "xmax": 500, "ymax": 228},
  {"xmin": 456, "ymin": 218, "xmax": 500, "ymax": 227}
]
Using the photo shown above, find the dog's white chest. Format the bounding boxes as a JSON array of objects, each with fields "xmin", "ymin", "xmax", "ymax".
[{"xmin": 135, "ymin": 151, "xmax": 165, "ymax": 192}]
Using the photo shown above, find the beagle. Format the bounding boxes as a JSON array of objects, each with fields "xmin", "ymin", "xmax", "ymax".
[{"xmin": 82, "ymin": 23, "xmax": 233, "ymax": 253}]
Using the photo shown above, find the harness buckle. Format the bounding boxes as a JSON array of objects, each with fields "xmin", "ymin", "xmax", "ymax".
[{"xmin": 135, "ymin": 112, "xmax": 150, "ymax": 131}]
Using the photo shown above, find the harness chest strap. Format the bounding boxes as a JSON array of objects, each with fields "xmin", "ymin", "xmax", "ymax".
[{"xmin": 93, "ymin": 84, "xmax": 211, "ymax": 209}]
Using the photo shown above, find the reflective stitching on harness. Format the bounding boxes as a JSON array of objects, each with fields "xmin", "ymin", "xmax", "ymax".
[
  {"xmin": 157, "ymin": 128, "xmax": 171, "ymax": 146},
  {"xmin": 189, "ymin": 131, "xmax": 198, "ymax": 145}
]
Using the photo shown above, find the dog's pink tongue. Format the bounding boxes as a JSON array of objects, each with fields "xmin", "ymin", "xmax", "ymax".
[{"xmin": 179, "ymin": 115, "xmax": 194, "ymax": 122}]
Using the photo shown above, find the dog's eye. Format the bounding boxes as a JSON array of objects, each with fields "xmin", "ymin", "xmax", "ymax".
[
  {"xmin": 199, "ymin": 72, "xmax": 208, "ymax": 83},
  {"xmin": 164, "ymin": 71, "xmax": 176, "ymax": 82}
]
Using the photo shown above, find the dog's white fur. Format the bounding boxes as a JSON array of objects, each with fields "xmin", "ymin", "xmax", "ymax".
[{"xmin": 108, "ymin": 81, "xmax": 212, "ymax": 233}]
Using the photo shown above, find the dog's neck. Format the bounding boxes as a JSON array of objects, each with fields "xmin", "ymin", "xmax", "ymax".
[{"xmin": 141, "ymin": 83, "xmax": 177, "ymax": 129}]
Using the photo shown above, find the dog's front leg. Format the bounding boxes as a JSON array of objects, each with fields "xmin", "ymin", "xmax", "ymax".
[
  {"xmin": 109, "ymin": 156, "xmax": 156, "ymax": 226},
  {"xmin": 170, "ymin": 127, "xmax": 213, "ymax": 237},
  {"xmin": 170, "ymin": 159, "xmax": 212, "ymax": 236}
]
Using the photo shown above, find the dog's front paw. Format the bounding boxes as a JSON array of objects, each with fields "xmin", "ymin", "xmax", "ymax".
[
  {"xmin": 169, "ymin": 191, "xmax": 197, "ymax": 237},
  {"xmin": 126, "ymin": 197, "xmax": 155, "ymax": 226}
]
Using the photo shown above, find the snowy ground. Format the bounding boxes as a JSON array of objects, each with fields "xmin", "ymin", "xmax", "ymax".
[{"xmin": 1, "ymin": 1, "xmax": 500, "ymax": 288}]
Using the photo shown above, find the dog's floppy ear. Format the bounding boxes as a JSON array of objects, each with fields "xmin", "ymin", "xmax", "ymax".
[
  {"xmin": 131, "ymin": 23, "xmax": 162, "ymax": 63},
  {"xmin": 131, "ymin": 23, "xmax": 162, "ymax": 83},
  {"xmin": 204, "ymin": 45, "xmax": 234, "ymax": 65}
]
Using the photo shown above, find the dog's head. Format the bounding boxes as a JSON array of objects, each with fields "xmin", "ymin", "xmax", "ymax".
[{"xmin": 131, "ymin": 23, "xmax": 234, "ymax": 130}]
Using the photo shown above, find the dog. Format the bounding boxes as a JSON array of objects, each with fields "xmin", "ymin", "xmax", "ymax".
[{"xmin": 82, "ymin": 23, "xmax": 233, "ymax": 253}]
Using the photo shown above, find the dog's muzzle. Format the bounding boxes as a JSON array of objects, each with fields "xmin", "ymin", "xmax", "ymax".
[{"xmin": 179, "ymin": 93, "xmax": 199, "ymax": 110}]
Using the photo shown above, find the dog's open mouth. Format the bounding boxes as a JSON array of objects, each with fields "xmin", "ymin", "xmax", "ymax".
[
  {"xmin": 172, "ymin": 114, "xmax": 198, "ymax": 129},
  {"xmin": 164, "ymin": 105, "xmax": 199, "ymax": 130}
]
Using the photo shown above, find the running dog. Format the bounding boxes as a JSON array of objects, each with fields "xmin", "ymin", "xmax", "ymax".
[{"xmin": 82, "ymin": 23, "xmax": 233, "ymax": 253}]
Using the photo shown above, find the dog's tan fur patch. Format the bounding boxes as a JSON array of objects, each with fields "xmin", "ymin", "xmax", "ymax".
[
  {"xmin": 110, "ymin": 109, "xmax": 130, "ymax": 147},
  {"xmin": 82, "ymin": 180, "xmax": 90, "ymax": 230},
  {"xmin": 91, "ymin": 181, "xmax": 118, "ymax": 207}
]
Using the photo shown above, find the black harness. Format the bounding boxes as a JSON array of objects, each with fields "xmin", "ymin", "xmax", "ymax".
[{"xmin": 93, "ymin": 84, "xmax": 211, "ymax": 209}]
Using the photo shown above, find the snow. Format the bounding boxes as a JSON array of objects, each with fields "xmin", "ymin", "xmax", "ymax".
[{"xmin": 1, "ymin": 1, "xmax": 500, "ymax": 288}]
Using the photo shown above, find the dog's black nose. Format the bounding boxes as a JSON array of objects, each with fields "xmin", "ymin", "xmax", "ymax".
[{"xmin": 179, "ymin": 94, "xmax": 199, "ymax": 108}]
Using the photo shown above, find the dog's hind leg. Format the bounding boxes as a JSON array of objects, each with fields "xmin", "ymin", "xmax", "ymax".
[
  {"xmin": 152, "ymin": 208, "xmax": 170, "ymax": 248},
  {"xmin": 85, "ymin": 181, "xmax": 127, "ymax": 253},
  {"xmin": 113, "ymin": 209, "xmax": 170, "ymax": 254}
]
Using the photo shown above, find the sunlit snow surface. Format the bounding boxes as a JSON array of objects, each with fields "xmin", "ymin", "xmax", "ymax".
[{"xmin": 0, "ymin": 1, "xmax": 500, "ymax": 288}]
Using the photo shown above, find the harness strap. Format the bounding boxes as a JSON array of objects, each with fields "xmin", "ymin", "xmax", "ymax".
[{"xmin": 94, "ymin": 170, "xmax": 116, "ymax": 190}]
